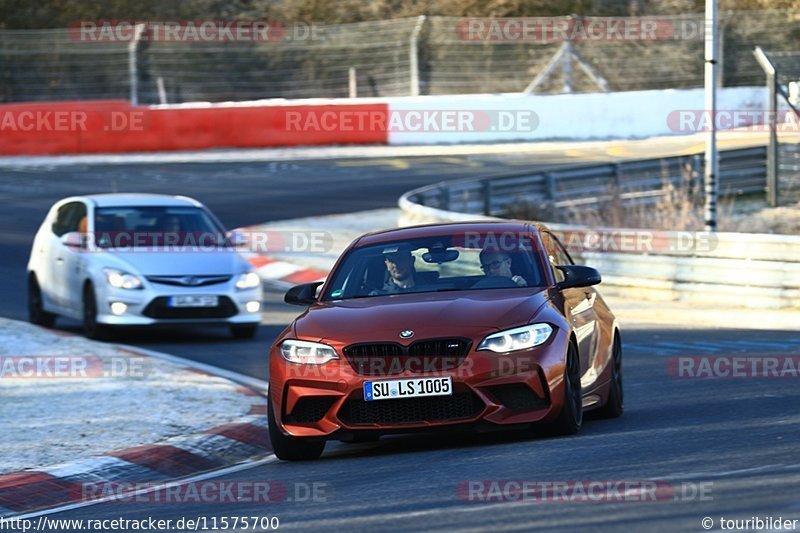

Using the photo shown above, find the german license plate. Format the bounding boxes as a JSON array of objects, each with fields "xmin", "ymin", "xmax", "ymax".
[
  {"xmin": 167, "ymin": 295, "xmax": 219, "ymax": 308},
  {"xmin": 363, "ymin": 377, "xmax": 452, "ymax": 401}
]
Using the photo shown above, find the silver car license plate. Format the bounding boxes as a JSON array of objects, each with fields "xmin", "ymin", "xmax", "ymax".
[{"xmin": 167, "ymin": 295, "xmax": 219, "ymax": 308}]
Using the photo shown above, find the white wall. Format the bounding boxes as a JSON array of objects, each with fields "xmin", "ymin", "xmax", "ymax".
[{"xmin": 386, "ymin": 86, "xmax": 767, "ymax": 144}]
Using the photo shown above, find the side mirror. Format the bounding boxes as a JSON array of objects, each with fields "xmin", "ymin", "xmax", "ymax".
[
  {"xmin": 284, "ymin": 281, "xmax": 324, "ymax": 306},
  {"xmin": 61, "ymin": 231, "xmax": 84, "ymax": 249},
  {"xmin": 556, "ymin": 265, "xmax": 601, "ymax": 290}
]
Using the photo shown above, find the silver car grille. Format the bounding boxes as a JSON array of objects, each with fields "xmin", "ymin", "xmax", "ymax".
[{"xmin": 145, "ymin": 275, "xmax": 232, "ymax": 287}]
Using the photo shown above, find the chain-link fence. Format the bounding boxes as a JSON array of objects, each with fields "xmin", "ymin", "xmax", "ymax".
[
  {"xmin": 0, "ymin": 29, "xmax": 131, "ymax": 102},
  {"xmin": 2, "ymin": 11, "xmax": 800, "ymax": 104},
  {"xmin": 770, "ymin": 50, "xmax": 800, "ymax": 202},
  {"xmin": 0, "ymin": 19, "xmax": 423, "ymax": 102}
]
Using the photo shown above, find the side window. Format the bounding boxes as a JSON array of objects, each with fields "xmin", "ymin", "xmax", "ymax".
[
  {"xmin": 549, "ymin": 233, "xmax": 575, "ymax": 267},
  {"xmin": 51, "ymin": 202, "xmax": 87, "ymax": 237},
  {"xmin": 541, "ymin": 232, "xmax": 573, "ymax": 283}
]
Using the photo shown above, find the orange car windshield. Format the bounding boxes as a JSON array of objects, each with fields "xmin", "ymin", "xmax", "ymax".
[{"xmin": 322, "ymin": 235, "xmax": 545, "ymax": 300}]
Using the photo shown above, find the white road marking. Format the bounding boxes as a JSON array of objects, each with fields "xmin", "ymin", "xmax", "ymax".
[
  {"xmin": 117, "ymin": 344, "xmax": 268, "ymax": 395},
  {"xmin": 42, "ymin": 456, "xmax": 140, "ymax": 479},
  {"xmin": 653, "ymin": 463, "xmax": 800, "ymax": 481}
]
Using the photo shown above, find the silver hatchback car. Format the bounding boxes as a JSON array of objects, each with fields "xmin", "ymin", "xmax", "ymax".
[{"xmin": 27, "ymin": 194, "xmax": 262, "ymax": 339}]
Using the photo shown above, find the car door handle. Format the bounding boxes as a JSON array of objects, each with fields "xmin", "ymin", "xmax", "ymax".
[{"xmin": 56, "ymin": 257, "xmax": 64, "ymax": 263}]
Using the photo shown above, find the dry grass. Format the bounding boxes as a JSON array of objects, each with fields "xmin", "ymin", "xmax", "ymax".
[
  {"xmin": 720, "ymin": 199, "xmax": 800, "ymax": 233},
  {"xmin": 507, "ymin": 187, "xmax": 800, "ymax": 234},
  {"xmin": 506, "ymin": 162, "xmax": 740, "ymax": 231}
]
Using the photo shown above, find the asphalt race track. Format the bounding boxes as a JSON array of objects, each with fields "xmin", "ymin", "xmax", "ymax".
[
  {"xmin": 27, "ymin": 326, "xmax": 800, "ymax": 531},
  {"xmin": 1, "ymin": 149, "xmax": 799, "ymax": 531}
]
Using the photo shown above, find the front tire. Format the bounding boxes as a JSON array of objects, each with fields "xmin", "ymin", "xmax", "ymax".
[
  {"xmin": 268, "ymin": 396, "xmax": 325, "ymax": 461},
  {"xmin": 28, "ymin": 276, "xmax": 56, "ymax": 328},
  {"xmin": 595, "ymin": 334, "xmax": 623, "ymax": 419},
  {"xmin": 547, "ymin": 341, "xmax": 583, "ymax": 436},
  {"xmin": 83, "ymin": 283, "xmax": 111, "ymax": 341}
]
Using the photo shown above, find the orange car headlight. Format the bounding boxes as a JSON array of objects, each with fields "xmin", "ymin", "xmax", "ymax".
[
  {"xmin": 477, "ymin": 323, "xmax": 553, "ymax": 353},
  {"xmin": 280, "ymin": 339, "xmax": 339, "ymax": 365}
]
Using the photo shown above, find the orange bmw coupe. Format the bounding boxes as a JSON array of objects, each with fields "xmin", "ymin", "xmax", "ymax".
[{"xmin": 268, "ymin": 221, "xmax": 622, "ymax": 460}]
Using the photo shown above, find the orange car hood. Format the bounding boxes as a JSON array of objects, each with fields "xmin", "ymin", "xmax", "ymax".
[{"xmin": 294, "ymin": 288, "xmax": 551, "ymax": 342}]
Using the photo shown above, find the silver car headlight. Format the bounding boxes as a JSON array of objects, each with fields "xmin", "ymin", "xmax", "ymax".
[
  {"xmin": 280, "ymin": 340, "xmax": 339, "ymax": 365},
  {"xmin": 102, "ymin": 268, "xmax": 143, "ymax": 290},
  {"xmin": 235, "ymin": 271, "xmax": 261, "ymax": 290},
  {"xmin": 477, "ymin": 323, "xmax": 553, "ymax": 353}
]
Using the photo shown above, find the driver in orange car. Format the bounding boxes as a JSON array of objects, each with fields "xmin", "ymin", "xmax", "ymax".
[
  {"xmin": 380, "ymin": 245, "xmax": 420, "ymax": 293},
  {"xmin": 479, "ymin": 249, "xmax": 527, "ymax": 287}
]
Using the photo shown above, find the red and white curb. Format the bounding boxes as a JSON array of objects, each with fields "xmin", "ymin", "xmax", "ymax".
[
  {"xmin": 0, "ymin": 344, "xmax": 270, "ymax": 518},
  {"xmin": 243, "ymin": 254, "xmax": 327, "ymax": 288}
]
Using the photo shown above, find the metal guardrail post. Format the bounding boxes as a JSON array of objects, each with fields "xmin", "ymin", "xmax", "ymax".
[
  {"xmin": 156, "ymin": 76, "xmax": 167, "ymax": 104},
  {"xmin": 754, "ymin": 46, "xmax": 779, "ymax": 207},
  {"xmin": 348, "ymin": 67, "xmax": 357, "ymax": 98},
  {"xmin": 482, "ymin": 180, "xmax": 492, "ymax": 215},
  {"xmin": 545, "ymin": 172, "xmax": 556, "ymax": 201},
  {"xmin": 128, "ymin": 23, "xmax": 147, "ymax": 105},
  {"xmin": 440, "ymin": 184, "xmax": 450, "ymax": 210},
  {"xmin": 703, "ymin": 0, "xmax": 720, "ymax": 231},
  {"xmin": 409, "ymin": 16, "xmax": 426, "ymax": 97},
  {"xmin": 562, "ymin": 41, "xmax": 573, "ymax": 94},
  {"xmin": 691, "ymin": 154, "xmax": 703, "ymax": 199},
  {"xmin": 767, "ymin": 71, "xmax": 779, "ymax": 206}
]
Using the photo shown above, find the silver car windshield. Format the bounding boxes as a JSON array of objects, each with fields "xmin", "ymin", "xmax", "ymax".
[{"xmin": 93, "ymin": 206, "xmax": 225, "ymax": 248}]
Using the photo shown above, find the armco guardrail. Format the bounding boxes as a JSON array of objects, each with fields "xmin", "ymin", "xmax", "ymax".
[
  {"xmin": 409, "ymin": 147, "xmax": 767, "ymax": 216},
  {"xmin": 399, "ymin": 146, "xmax": 800, "ymax": 309},
  {"xmin": 779, "ymin": 141, "xmax": 800, "ymax": 196}
]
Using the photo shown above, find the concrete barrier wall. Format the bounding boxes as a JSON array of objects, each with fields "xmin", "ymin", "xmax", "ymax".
[
  {"xmin": 0, "ymin": 100, "xmax": 389, "ymax": 155},
  {"xmin": 0, "ymin": 86, "xmax": 768, "ymax": 155},
  {"xmin": 387, "ymin": 87, "xmax": 767, "ymax": 144}
]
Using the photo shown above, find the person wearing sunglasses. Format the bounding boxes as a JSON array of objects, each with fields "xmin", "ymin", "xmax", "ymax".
[{"xmin": 479, "ymin": 249, "xmax": 527, "ymax": 287}]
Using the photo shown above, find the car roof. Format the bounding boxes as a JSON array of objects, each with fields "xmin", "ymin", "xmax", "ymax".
[
  {"xmin": 354, "ymin": 220, "xmax": 546, "ymax": 247},
  {"xmin": 79, "ymin": 194, "xmax": 202, "ymax": 208}
]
